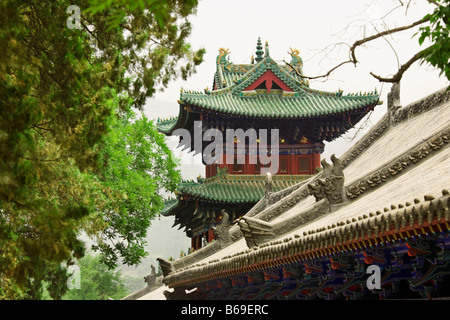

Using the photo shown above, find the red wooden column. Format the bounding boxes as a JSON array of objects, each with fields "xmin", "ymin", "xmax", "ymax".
[
  {"xmin": 218, "ymin": 153, "xmax": 230, "ymax": 172},
  {"xmin": 289, "ymin": 154, "xmax": 296, "ymax": 175},
  {"xmin": 312, "ymin": 153, "xmax": 321, "ymax": 173},
  {"xmin": 208, "ymin": 228, "xmax": 214, "ymax": 242},
  {"xmin": 205, "ymin": 164, "xmax": 219, "ymax": 178},
  {"xmin": 196, "ymin": 236, "xmax": 202, "ymax": 249}
]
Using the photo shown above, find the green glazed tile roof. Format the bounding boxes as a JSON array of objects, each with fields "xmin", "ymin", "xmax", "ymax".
[
  {"xmin": 160, "ymin": 198, "xmax": 180, "ymax": 215},
  {"xmin": 156, "ymin": 117, "xmax": 178, "ymax": 133},
  {"xmin": 179, "ymin": 90, "xmax": 379, "ymax": 118},
  {"xmin": 177, "ymin": 171, "xmax": 311, "ymax": 204},
  {"xmin": 161, "ymin": 171, "xmax": 312, "ymax": 217},
  {"xmin": 156, "ymin": 47, "xmax": 379, "ymax": 134}
]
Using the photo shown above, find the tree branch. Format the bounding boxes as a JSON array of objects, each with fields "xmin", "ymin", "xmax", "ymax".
[
  {"xmin": 349, "ymin": 15, "xmax": 430, "ymax": 64},
  {"xmin": 426, "ymin": 0, "xmax": 440, "ymax": 6},
  {"xmin": 284, "ymin": 59, "xmax": 354, "ymax": 80},
  {"xmin": 370, "ymin": 45, "xmax": 432, "ymax": 82},
  {"xmin": 286, "ymin": 15, "xmax": 431, "ymax": 82},
  {"xmin": 25, "ymin": 156, "xmax": 62, "ymax": 162},
  {"xmin": 80, "ymin": 18, "xmax": 102, "ymax": 45}
]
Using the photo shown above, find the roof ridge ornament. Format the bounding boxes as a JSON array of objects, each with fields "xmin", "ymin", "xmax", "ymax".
[
  {"xmin": 387, "ymin": 81, "xmax": 401, "ymax": 125},
  {"xmin": 308, "ymin": 154, "xmax": 345, "ymax": 205},
  {"xmin": 212, "ymin": 209, "xmax": 232, "ymax": 248},
  {"xmin": 255, "ymin": 37, "xmax": 264, "ymax": 63},
  {"xmin": 238, "ymin": 215, "xmax": 275, "ymax": 248},
  {"xmin": 216, "ymin": 48, "xmax": 230, "ymax": 65},
  {"xmin": 156, "ymin": 257, "xmax": 175, "ymax": 277},
  {"xmin": 216, "ymin": 166, "xmax": 229, "ymax": 179},
  {"xmin": 288, "ymin": 47, "xmax": 304, "ymax": 76}
]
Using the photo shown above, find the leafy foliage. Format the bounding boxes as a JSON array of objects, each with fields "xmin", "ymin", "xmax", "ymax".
[
  {"xmin": 417, "ymin": 0, "xmax": 450, "ymax": 81},
  {"xmin": 62, "ymin": 254, "xmax": 128, "ymax": 300},
  {"xmin": 92, "ymin": 104, "xmax": 181, "ymax": 269},
  {"xmin": 0, "ymin": 0, "xmax": 199, "ymax": 299}
]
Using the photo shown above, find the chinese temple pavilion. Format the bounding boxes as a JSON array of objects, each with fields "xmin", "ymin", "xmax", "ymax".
[
  {"xmin": 138, "ymin": 85, "xmax": 450, "ymax": 301},
  {"xmin": 157, "ymin": 38, "xmax": 380, "ymax": 251}
]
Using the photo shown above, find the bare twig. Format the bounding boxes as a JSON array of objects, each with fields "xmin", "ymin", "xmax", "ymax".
[
  {"xmin": 381, "ymin": 3, "xmax": 405, "ymax": 20},
  {"xmin": 370, "ymin": 45, "xmax": 432, "ymax": 82},
  {"xmin": 286, "ymin": 15, "xmax": 431, "ymax": 82},
  {"xmin": 371, "ymin": 23, "xmax": 400, "ymax": 69},
  {"xmin": 349, "ymin": 15, "xmax": 430, "ymax": 64},
  {"xmin": 25, "ymin": 156, "xmax": 62, "ymax": 162},
  {"xmin": 333, "ymin": 1, "xmax": 406, "ymax": 40},
  {"xmin": 80, "ymin": 19, "xmax": 101, "ymax": 45},
  {"xmin": 426, "ymin": 0, "xmax": 440, "ymax": 6},
  {"xmin": 285, "ymin": 59, "xmax": 354, "ymax": 81}
]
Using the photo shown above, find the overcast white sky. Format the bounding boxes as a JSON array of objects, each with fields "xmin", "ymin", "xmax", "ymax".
[
  {"xmin": 143, "ymin": 0, "xmax": 448, "ymax": 180},
  {"xmin": 138, "ymin": 0, "xmax": 450, "ymax": 275},
  {"xmin": 146, "ymin": 0, "xmax": 448, "ymax": 107}
]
